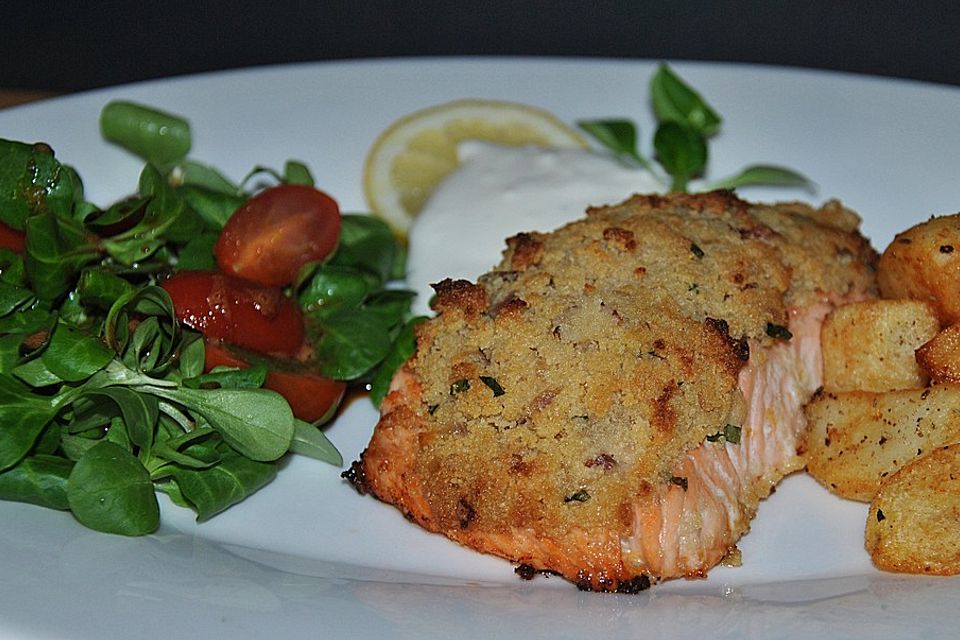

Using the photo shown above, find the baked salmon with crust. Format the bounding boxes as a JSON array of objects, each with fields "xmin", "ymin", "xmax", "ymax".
[{"xmin": 347, "ymin": 192, "xmax": 877, "ymax": 591}]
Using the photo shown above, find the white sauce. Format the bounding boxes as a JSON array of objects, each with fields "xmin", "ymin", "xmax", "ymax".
[{"xmin": 407, "ymin": 142, "xmax": 664, "ymax": 314}]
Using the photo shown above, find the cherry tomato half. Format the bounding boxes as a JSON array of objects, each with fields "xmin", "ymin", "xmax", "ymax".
[
  {"xmin": 263, "ymin": 370, "xmax": 347, "ymax": 424},
  {"xmin": 162, "ymin": 271, "xmax": 305, "ymax": 356},
  {"xmin": 202, "ymin": 340, "xmax": 248, "ymax": 369},
  {"xmin": 0, "ymin": 221, "xmax": 26, "ymax": 253},
  {"xmin": 214, "ymin": 184, "xmax": 341, "ymax": 287},
  {"xmin": 203, "ymin": 340, "xmax": 347, "ymax": 423}
]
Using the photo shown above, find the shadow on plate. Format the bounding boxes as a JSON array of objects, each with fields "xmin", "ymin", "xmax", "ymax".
[{"xmin": 2, "ymin": 504, "xmax": 956, "ymax": 640}]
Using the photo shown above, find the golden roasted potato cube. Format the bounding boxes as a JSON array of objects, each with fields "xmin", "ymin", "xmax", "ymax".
[
  {"xmin": 821, "ymin": 299, "xmax": 939, "ymax": 392},
  {"xmin": 877, "ymin": 213, "xmax": 960, "ymax": 324},
  {"xmin": 803, "ymin": 385, "xmax": 960, "ymax": 501},
  {"xmin": 916, "ymin": 322, "xmax": 960, "ymax": 384},
  {"xmin": 866, "ymin": 443, "xmax": 960, "ymax": 575}
]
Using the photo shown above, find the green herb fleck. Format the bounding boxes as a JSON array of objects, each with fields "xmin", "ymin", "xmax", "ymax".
[
  {"xmin": 479, "ymin": 375, "xmax": 505, "ymax": 397},
  {"xmin": 450, "ymin": 379, "xmax": 470, "ymax": 395},
  {"xmin": 690, "ymin": 243, "xmax": 704, "ymax": 258},
  {"xmin": 766, "ymin": 322, "xmax": 793, "ymax": 341},
  {"xmin": 724, "ymin": 423, "xmax": 742, "ymax": 444},
  {"xmin": 564, "ymin": 488, "xmax": 591, "ymax": 503},
  {"xmin": 670, "ymin": 475, "xmax": 688, "ymax": 491},
  {"xmin": 427, "ymin": 403, "xmax": 439, "ymax": 415},
  {"xmin": 706, "ymin": 424, "xmax": 742, "ymax": 444}
]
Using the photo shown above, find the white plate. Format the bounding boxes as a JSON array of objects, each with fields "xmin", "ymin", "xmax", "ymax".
[{"xmin": 2, "ymin": 58, "xmax": 959, "ymax": 640}]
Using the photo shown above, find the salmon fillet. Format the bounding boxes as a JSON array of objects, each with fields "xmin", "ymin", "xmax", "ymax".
[{"xmin": 348, "ymin": 192, "xmax": 877, "ymax": 591}]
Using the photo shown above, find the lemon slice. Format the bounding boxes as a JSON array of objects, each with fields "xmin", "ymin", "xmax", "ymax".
[{"xmin": 363, "ymin": 99, "xmax": 589, "ymax": 238}]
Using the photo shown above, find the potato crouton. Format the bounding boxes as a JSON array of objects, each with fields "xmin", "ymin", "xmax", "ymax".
[
  {"xmin": 877, "ymin": 213, "xmax": 960, "ymax": 324},
  {"xmin": 820, "ymin": 299, "xmax": 939, "ymax": 393},
  {"xmin": 916, "ymin": 322, "xmax": 960, "ymax": 384},
  {"xmin": 866, "ymin": 443, "xmax": 960, "ymax": 575},
  {"xmin": 803, "ymin": 385, "xmax": 960, "ymax": 501}
]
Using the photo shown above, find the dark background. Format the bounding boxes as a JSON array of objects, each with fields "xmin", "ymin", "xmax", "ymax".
[{"xmin": 3, "ymin": 1, "xmax": 958, "ymax": 91}]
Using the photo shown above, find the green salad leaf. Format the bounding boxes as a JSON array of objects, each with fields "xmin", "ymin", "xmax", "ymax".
[
  {"xmin": 575, "ymin": 119, "xmax": 651, "ymax": 169},
  {"xmin": 705, "ymin": 164, "xmax": 814, "ymax": 192},
  {"xmin": 650, "ymin": 64, "xmax": 722, "ymax": 136},
  {"xmin": 0, "ymin": 454, "xmax": 73, "ymax": 510},
  {"xmin": 0, "ymin": 140, "xmax": 83, "ymax": 229},
  {"xmin": 100, "ymin": 101, "xmax": 191, "ymax": 168},
  {"xmin": 369, "ymin": 315, "xmax": 428, "ymax": 407},
  {"xmin": 578, "ymin": 63, "xmax": 813, "ymax": 194},
  {"xmin": 289, "ymin": 419, "xmax": 343, "ymax": 466},
  {"xmin": 67, "ymin": 440, "xmax": 160, "ymax": 535},
  {"xmin": 163, "ymin": 443, "xmax": 277, "ymax": 522},
  {"xmin": 0, "ymin": 375, "xmax": 57, "ymax": 472},
  {"xmin": 653, "ymin": 121, "xmax": 708, "ymax": 192}
]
